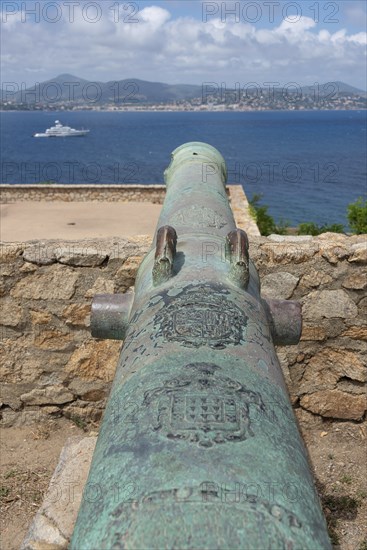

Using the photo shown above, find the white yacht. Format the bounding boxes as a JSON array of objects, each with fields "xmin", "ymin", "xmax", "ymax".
[{"xmin": 33, "ymin": 120, "xmax": 90, "ymax": 137}]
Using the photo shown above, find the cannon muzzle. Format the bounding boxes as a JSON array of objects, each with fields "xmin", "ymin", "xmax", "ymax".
[{"xmin": 71, "ymin": 143, "xmax": 330, "ymax": 550}]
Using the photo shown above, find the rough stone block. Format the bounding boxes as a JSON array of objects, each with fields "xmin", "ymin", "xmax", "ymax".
[
  {"xmin": 300, "ymin": 390, "xmax": 366, "ymax": 420},
  {"xmin": 20, "ymin": 262, "xmax": 38, "ymax": 273},
  {"xmin": 261, "ymin": 272, "xmax": 299, "ymax": 300},
  {"xmin": 299, "ymin": 348, "xmax": 366, "ymax": 395},
  {"xmin": 261, "ymin": 242, "xmax": 318, "ymax": 265},
  {"xmin": 68, "ymin": 379, "xmax": 108, "ymax": 402},
  {"xmin": 300, "ymin": 325, "xmax": 327, "ymax": 341},
  {"xmin": 320, "ymin": 244, "xmax": 349, "ymax": 264},
  {"xmin": 84, "ymin": 277, "xmax": 115, "ymax": 298},
  {"xmin": 0, "ymin": 338, "xmax": 44, "ymax": 382},
  {"xmin": 300, "ymin": 269, "xmax": 333, "ymax": 289},
  {"xmin": 302, "ymin": 289, "xmax": 358, "ymax": 319},
  {"xmin": 348, "ymin": 243, "xmax": 367, "ymax": 264},
  {"xmin": 62, "ymin": 304, "xmax": 90, "ymax": 327},
  {"xmin": 0, "ymin": 298, "xmax": 23, "ymax": 327},
  {"xmin": 0, "ymin": 243, "xmax": 24, "ymax": 263},
  {"xmin": 33, "ymin": 330, "xmax": 73, "ymax": 351},
  {"xmin": 11, "ymin": 265, "xmax": 79, "ymax": 301},
  {"xmin": 267, "ymin": 235, "xmax": 313, "ymax": 243},
  {"xmin": 115, "ymin": 256, "xmax": 144, "ymax": 291},
  {"xmin": 55, "ymin": 245, "xmax": 108, "ymax": 267},
  {"xmin": 0, "ymin": 382, "xmax": 35, "ymax": 410},
  {"xmin": 342, "ymin": 271, "xmax": 367, "ymax": 290},
  {"xmin": 341, "ymin": 326, "xmax": 367, "ymax": 340},
  {"xmin": 66, "ymin": 340, "xmax": 121, "ymax": 381},
  {"xmin": 20, "ymin": 386, "xmax": 75, "ymax": 405},
  {"xmin": 30, "ymin": 310, "xmax": 52, "ymax": 325}
]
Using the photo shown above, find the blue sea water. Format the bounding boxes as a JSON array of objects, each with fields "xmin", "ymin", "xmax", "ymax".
[{"xmin": 1, "ymin": 110, "xmax": 366, "ymax": 227}]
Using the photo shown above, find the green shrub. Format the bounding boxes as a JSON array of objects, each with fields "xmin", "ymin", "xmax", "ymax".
[
  {"xmin": 325, "ymin": 223, "xmax": 346, "ymax": 234},
  {"xmin": 347, "ymin": 197, "xmax": 367, "ymax": 234},
  {"xmin": 249, "ymin": 194, "xmax": 361, "ymax": 236},
  {"xmin": 297, "ymin": 222, "xmax": 344, "ymax": 236},
  {"xmin": 297, "ymin": 222, "xmax": 320, "ymax": 236},
  {"xmin": 274, "ymin": 218, "xmax": 290, "ymax": 235},
  {"xmin": 249, "ymin": 194, "xmax": 276, "ymax": 236}
]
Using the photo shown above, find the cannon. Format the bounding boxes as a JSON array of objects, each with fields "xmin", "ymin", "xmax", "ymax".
[{"xmin": 71, "ymin": 143, "xmax": 331, "ymax": 549}]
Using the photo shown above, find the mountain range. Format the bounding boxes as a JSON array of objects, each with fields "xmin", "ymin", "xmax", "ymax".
[{"xmin": 1, "ymin": 74, "xmax": 366, "ymax": 105}]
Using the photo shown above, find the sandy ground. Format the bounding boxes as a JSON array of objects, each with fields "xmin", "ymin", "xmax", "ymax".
[
  {"xmin": 0, "ymin": 419, "xmax": 366, "ymax": 550},
  {"xmin": 0, "ymin": 201, "xmax": 161, "ymax": 241}
]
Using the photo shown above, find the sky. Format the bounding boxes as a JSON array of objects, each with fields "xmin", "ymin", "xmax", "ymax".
[{"xmin": 1, "ymin": 0, "xmax": 366, "ymax": 90}]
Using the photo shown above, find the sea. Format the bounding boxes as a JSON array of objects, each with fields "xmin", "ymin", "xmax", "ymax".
[{"xmin": 1, "ymin": 110, "xmax": 366, "ymax": 227}]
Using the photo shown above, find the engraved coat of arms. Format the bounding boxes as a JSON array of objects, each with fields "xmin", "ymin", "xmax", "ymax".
[
  {"xmin": 143, "ymin": 363, "xmax": 264, "ymax": 448},
  {"xmin": 154, "ymin": 285, "xmax": 248, "ymax": 349}
]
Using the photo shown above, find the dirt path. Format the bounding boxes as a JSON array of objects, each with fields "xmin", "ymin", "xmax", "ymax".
[{"xmin": 0, "ymin": 418, "xmax": 366, "ymax": 549}]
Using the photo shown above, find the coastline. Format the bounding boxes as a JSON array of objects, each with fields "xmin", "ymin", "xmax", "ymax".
[{"xmin": 1, "ymin": 107, "xmax": 366, "ymax": 113}]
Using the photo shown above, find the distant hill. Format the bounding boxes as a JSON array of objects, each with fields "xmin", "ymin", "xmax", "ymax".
[
  {"xmin": 1, "ymin": 75, "xmax": 366, "ymax": 105},
  {"xmin": 301, "ymin": 81, "xmax": 367, "ymax": 97},
  {"xmin": 2, "ymin": 74, "xmax": 202, "ymax": 105}
]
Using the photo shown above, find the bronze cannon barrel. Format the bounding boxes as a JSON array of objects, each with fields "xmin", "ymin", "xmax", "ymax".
[{"xmin": 71, "ymin": 143, "xmax": 331, "ymax": 549}]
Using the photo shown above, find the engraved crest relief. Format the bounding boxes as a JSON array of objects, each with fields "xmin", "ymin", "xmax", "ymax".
[
  {"xmin": 143, "ymin": 363, "xmax": 264, "ymax": 447},
  {"xmin": 108, "ymin": 489, "xmax": 304, "ymax": 549},
  {"xmin": 154, "ymin": 285, "xmax": 247, "ymax": 348},
  {"xmin": 171, "ymin": 205, "xmax": 228, "ymax": 229}
]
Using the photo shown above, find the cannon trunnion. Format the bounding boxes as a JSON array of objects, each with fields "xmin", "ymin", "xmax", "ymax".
[{"xmin": 71, "ymin": 143, "xmax": 331, "ymax": 549}]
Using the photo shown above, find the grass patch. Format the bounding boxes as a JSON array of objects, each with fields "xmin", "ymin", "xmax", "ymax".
[
  {"xmin": 4, "ymin": 470, "xmax": 17, "ymax": 479},
  {"xmin": 70, "ymin": 414, "xmax": 87, "ymax": 431},
  {"xmin": 340, "ymin": 474, "xmax": 353, "ymax": 485},
  {"xmin": 322, "ymin": 492, "xmax": 360, "ymax": 544},
  {"xmin": 0, "ymin": 486, "xmax": 10, "ymax": 498},
  {"xmin": 323, "ymin": 494, "xmax": 359, "ymax": 516}
]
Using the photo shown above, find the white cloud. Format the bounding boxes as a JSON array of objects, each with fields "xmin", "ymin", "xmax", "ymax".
[
  {"xmin": 346, "ymin": 32, "xmax": 367, "ymax": 46},
  {"xmin": 139, "ymin": 6, "xmax": 171, "ymax": 26},
  {"xmin": 277, "ymin": 16, "xmax": 316, "ymax": 33},
  {"xmin": 1, "ymin": 4, "xmax": 366, "ymax": 89}
]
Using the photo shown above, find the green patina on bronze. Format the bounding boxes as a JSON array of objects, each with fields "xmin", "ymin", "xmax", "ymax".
[{"xmin": 71, "ymin": 143, "xmax": 331, "ymax": 549}]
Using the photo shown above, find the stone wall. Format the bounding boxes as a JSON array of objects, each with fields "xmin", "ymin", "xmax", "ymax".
[
  {"xmin": 0, "ymin": 233, "xmax": 366, "ymax": 428},
  {"xmin": 0, "ymin": 184, "xmax": 166, "ymax": 204}
]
